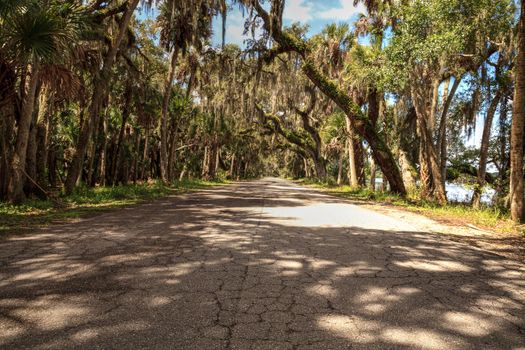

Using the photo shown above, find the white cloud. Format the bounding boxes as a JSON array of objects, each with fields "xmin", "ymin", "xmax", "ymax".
[
  {"xmin": 283, "ymin": 0, "xmax": 314, "ymax": 23},
  {"xmin": 218, "ymin": 10, "xmax": 263, "ymax": 48},
  {"xmin": 318, "ymin": 0, "xmax": 366, "ymax": 20},
  {"xmin": 225, "ymin": 15, "xmax": 246, "ymax": 45}
]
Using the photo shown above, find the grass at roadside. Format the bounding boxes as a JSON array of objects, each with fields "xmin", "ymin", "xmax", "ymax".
[
  {"xmin": 0, "ymin": 179, "xmax": 228, "ymax": 236},
  {"xmin": 296, "ymin": 179, "xmax": 521, "ymax": 236}
]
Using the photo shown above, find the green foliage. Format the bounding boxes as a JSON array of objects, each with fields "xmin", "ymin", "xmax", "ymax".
[
  {"xmin": 0, "ymin": 0, "xmax": 87, "ymax": 64},
  {"xmin": 0, "ymin": 180, "xmax": 227, "ymax": 235},
  {"xmin": 321, "ymin": 112, "xmax": 346, "ymax": 143},
  {"xmin": 384, "ymin": 0, "xmax": 515, "ymax": 89}
]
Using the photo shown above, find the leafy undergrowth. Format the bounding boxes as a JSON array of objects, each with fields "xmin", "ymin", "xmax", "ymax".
[
  {"xmin": 296, "ymin": 179, "xmax": 521, "ymax": 236},
  {"xmin": 0, "ymin": 179, "xmax": 228, "ymax": 236}
]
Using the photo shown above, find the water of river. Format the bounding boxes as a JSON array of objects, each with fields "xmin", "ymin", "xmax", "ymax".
[{"xmin": 374, "ymin": 179, "xmax": 496, "ymax": 205}]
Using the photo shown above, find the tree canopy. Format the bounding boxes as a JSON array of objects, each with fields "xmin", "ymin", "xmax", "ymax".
[{"xmin": 0, "ymin": 0, "xmax": 524, "ymax": 220}]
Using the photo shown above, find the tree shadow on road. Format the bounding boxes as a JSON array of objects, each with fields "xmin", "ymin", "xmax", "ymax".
[{"xmin": 1, "ymin": 180, "xmax": 524, "ymax": 349}]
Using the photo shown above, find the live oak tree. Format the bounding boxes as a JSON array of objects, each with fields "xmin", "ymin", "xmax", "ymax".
[
  {"xmin": 0, "ymin": 0, "xmax": 523, "ymax": 223},
  {"xmin": 510, "ymin": 0, "xmax": 525, "ymax": 222}
]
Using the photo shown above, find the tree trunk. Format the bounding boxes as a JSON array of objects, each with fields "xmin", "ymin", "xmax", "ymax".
[
  {"xmin": 369, "ymin": 157, "xmax": 376, "ymax": 191},
  {"xmin": 65, "ymin": 0, "xmax": 139, "ymax": 195},
  {"xmin": 160, "ymin": 46, "xmax": 179, "ymax": 183},
  {"xmin": 167, "ymin": 121, "xmax": 179, "ymax": 181},
  {"xmin": 381, "ymin": 174, "xmax": 387, "ymax": 191},
  {"xmin": 236, "ymin": 160, "xmax": 242, "ymax": 180},
  {"xmin": 399, "ymin": 147, "xmax": 417, "ymax": 193},
  {"xmin": 87, "ymin": 113, "xmax": 102, "ymax": 187},
  {"xmin": 47, "ymin": 146, "xmax": 57, "ymax": 188},
  {"xmin": 86, "ymin": 138, "xmax": 96, "ymax": 186},
  {"xmin": 36, "ymin": 86, "xmax": 52, "ymax": 188},
  {"xmin": 132, "ymin": 130, "xmax": 140, "ymax": 184},
  {"xmin": 215, "ymin": 146, "xmax": 220, "ymax": 175},
  {"xmin": 429, "ymin": 78, "xmax": 440, "ymax": 130},
  {"xmin": 510, "ymin": 2, "xmax": 525, "ymax": 222},
  {"xmin": 0, "ymin": 111, "xmax": 13, "ymax": 199},
  {"xmin": 356, "ymin": 140, "xmax": 366, "ymax": 186},
  {"xmin": 244, "ymin": 161, "xmax": 249, "ymax": 178},
  {"xmin": 141, "ymin": 128, "xmax": 149, "ymax": 180},
  {"xmin": 86, "ymin": 100, "xmax": 103, "ymax": 187},
  {"xmin": 301, "ymin": 63, "xmax": 405, "ymax": 194},
  {"xmin": 7, "ymin": 61, "xmax": 39, "ymax": 203},
  {"xmin": 249, "ymin": 4, "xmax": 406, "ymax": 194},
  {"xmin": 346, "ymin": 117, "xmax": 359, "ymax": 187},
  {"xmin": 411, "ymin": 85, "xmax": 447, "ymax": 204},
  {"xmin": 497, "ymin": 97, "xmax": 510, "ymax": 201},
  {"xmin": 311, "ymin": 154, "xmax": 326, "ymax": 179},
  {"xmin": 24, "ymin": 106, "xmax": 38, "ymax": 196},
  {"xmin": 179, "ymin": 165, "xmax": 187, "ymax": 181},
  {"xmin": 202, "ymin": 146, "xmax": 209, "ymax": 178},
  {"xmin": 229, "ymin": 153, "xmax": 236, "ymax": 179},
  {"xmin": 419, "ymin": 133, "xmax": 433, "ymax": 200},
  {"xmin": 472, "ymin": 92, "xmax": 501, "ymax": 208},
  {"xmin": 337, "ymin": 151, "xmax": 343, "ymax": 186},
  {"xmin": 303, "ymin": 157, "xmax": 311, "ymax": 178},
  {"xmin": 110, "ymin": 84, "xmax": 132, "ymax": 185},
  {"xmin": 99, "ymin": 115, "xmax": 108, "ymax": 186},
  {"xmin": 437, "ymin": 76, "xmax": 462, "ymax": 181},
  {"xmin": 207, "ymin": 141, "xmax": 219, "ymax": 180}
]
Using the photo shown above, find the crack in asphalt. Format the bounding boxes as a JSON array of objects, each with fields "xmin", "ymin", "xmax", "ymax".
[{"xmin": 0, "ymin": 178, "xmax": 524, "ymax": 349}]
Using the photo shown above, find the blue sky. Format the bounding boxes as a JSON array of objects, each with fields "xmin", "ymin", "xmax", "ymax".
[{"xmin": 211, "ymin": 0, "xmax": 367, "ymax": 47}]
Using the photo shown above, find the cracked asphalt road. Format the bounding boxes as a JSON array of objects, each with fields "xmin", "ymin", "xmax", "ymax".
[{"xmin": 1, "ymin": 178, "xmax": 524, "ymax": 349}]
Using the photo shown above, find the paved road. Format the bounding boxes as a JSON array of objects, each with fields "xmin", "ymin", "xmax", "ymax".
[{"xmin": 1, "ymin": 178, "xmax": 524, "ymax": 349}]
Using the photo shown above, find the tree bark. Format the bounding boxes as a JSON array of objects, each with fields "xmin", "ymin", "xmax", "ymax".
[
  {"xmin": 110, "ymin": 83, "xmax": 132, "ymax": 185},
  {"xmin": 132, "ymin": 130, "xmax": 140, "ymax": 184},
  {"xmin": 472, "ymin": 91, "xmax": 501, "ymax": 208},
  {"xmin": 297, "ymin": 105, "xmax": 326, "ymax": 180},
  {"xmin": 229, "ymin": 153, "xmax": 236, "ymax": 179},
  {"xmin": 369, "ymin": 157, "xmax": 376, "ymax": 191},
  {"xmin": 167, "ymin": 120, "xmax": 179, "ymax": 181},
  {"xmin": 429, "ymin": 78, "xmax": 440, "ymax": 130},
  {"xmin": 141, "ymin": 127, "xmax": 149, "ymax": 180},
  {"xmin": 24, "ymin": 104, "xmax": 38, "ymax": 196},
  {"xmin": 160, "ymin": 46, "xmax": 179, "ymax": 183},
  {"xmin": 202, "ymin": 146, "xmax": 209, "ymax": 178},
  {"xmin": 337, "ymin": 151, "xmax": 343, "ymax": 185},
  {"xmin": 47, "ymin": 146, "xmax": 57, "ymax": 188},
  {"xmin": 7, "ymin": 61, "xmax": 40, "ymax": 203},
  {"xmin": 510, "ymin": 2, "xmax": 525, "ymax": 222},
  {"xmin": 346, "ymin": 116, "xmax": 359, "ymax": 187},
  {"xmin": 99, "ymin": 114, "xmax": 108, "ymax": 186},
  {"xmin": 411, "ymin": 84, "xmax": 447, "ymax": 204},
  {"xmin": 399, "ymin": 147, "xmax": 417, "ymax": 193},
  {"xmin": 311, "ymin": 154, "xmax": 326, "ymax": 179},
  {"xmin": 303, "ymin": 157, "xmax": 311, "ymax": 178},
  {"xmin": 36, "ymin": 86, "xmax": 52, "ymax": 188},
  {"xmin": 437, "ymin": 76, "xmax": 462, "ymax": 181}
]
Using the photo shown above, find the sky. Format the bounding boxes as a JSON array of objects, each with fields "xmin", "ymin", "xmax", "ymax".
[{"xmin": 211, "ymin": 0, "xmax": 367, "ymax": 47}]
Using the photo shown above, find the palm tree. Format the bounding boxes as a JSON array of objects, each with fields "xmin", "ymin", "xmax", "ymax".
[
  {"xmin": 1, "ymin": 1, "xmax": 84, "ymax": 203},
  {"xmin": 156, "ymin": 0, "xmax": 220, "ymax": 183},
  {"xmin": 65, "ymin": 0, "xmax": 140, "ymax": 195}
]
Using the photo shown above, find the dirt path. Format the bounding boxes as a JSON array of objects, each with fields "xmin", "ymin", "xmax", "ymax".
[{"xmin": 1, "ymin": 178, "xmax": 524, "ymax": 349}]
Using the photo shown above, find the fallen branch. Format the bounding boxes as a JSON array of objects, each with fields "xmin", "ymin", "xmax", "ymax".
[{"xmin": 21, "ymin": 168, "xmax": 65, "ymax": 208}]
